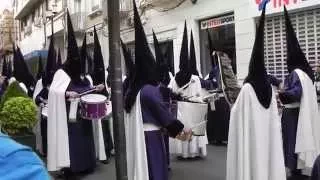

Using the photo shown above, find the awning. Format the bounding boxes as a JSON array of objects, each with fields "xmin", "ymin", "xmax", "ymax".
[{"xmin": 23, "ymin": 50, "xmax": 48, "ymax": 61}]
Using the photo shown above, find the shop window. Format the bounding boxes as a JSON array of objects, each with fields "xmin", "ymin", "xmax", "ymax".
[{"xmin": 199, "ymin": 13, "xmax": 236, "ymax": 77}]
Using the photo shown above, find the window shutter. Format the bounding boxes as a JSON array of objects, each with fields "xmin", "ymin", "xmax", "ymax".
[{"xmin": 264, "ymin": 8, "xmax": 320, "ymax": 81}]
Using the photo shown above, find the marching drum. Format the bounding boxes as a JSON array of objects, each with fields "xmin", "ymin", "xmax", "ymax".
[
  {"xmin": 80, "ymin": 94, "xmax": 107, "ymax": 120},
  {"xmin": 177, "ymin": 101, "xmax": 208, "ymax": 136}
]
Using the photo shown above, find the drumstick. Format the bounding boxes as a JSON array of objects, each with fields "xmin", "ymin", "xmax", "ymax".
[
  {"xmin": 182, "ymin": 95, "xmax": 194, "ymax": 100},
  {"xmin": 202, "ymin": 93, "xmax": 217, "ymax": 101},
  {"xmin": 208, "ymin": 89, "xmax": 223, "ymax": 94},
  {"xmin": 79, "ymin": 88, "xmax": 98, "ymax": 96},
  {"xmin": 39, "ymin": 97, "xmax": 48, "ymax": 104}
]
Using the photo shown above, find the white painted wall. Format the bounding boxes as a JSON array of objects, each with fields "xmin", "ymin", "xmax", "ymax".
[
  {"xmin": 19, "ymin": 27, "xmax": 45, "ymax": 54},
  {"xmin": 121, "ymin": 0, "xmax": 252, "ymax": 80},
  {"xmin": 119, "ymin": 0, "xmax": 320, "ymax": 80},
  {"xmin": 17, "ymin": 0, "xmax": 320, "ymax": 81}
]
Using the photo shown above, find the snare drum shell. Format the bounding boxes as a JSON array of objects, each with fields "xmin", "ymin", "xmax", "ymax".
[
  {"xmin": 177, "ymin": 101, "xmax": 208, "ymax": 136},
  {"xmin": 80, "ymin": 94, "xmax": 108, "ymax": 120}
]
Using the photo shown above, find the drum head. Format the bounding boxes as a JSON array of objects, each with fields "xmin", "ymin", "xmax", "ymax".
[
  {"xmin": 81, "ymin": 94, "xmax": 107, "ymax": 103},
  {"xmin": 41, "ymin": 106, "xmax": 48, "ymax": 117}
]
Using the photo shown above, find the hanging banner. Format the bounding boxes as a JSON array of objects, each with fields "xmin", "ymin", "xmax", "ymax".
[
  {"xmin": 253, "ymin": 0, "xmax": 317, "ymax": 11},
  {"xmin": 216, "ymin": 51, "xmax": 240, "ymax": 106}
]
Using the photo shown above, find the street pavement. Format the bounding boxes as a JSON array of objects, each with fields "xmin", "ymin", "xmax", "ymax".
[{"xmin": 82, "ymin": 145, "xmax": 227, "ymax": 180}]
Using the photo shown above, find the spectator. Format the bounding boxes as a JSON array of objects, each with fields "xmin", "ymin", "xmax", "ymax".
[{"xmin": 0, "ymin": 131, "xmax": 50, "ymax": 180}]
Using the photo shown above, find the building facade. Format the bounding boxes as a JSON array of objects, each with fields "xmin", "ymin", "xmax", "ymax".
[
  {"xmin": 0, "ymin": 9, "xmax": 15, "ymax": 56},
  {"xmin": 13, "ymin": 0, "xmax": 320, "ymax": 82}
]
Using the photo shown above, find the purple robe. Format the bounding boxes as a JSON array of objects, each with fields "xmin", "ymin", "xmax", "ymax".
[
  {"xmin": 311, "ymin": 155, "xmax": 320, "ymax": 180},
  {"xmin": 200, "ymin": 78, "xmax": 218, "ymax": 90},
  {"xmin": 159, "ymin": 85, "xmax": 173, "ymax": 169},
  {"xmin": 279, "ymin": 71, "xmax": 302, "ymax": 171},
  {"xmin": 140, "ymin": 85, "xmax": 184, "ymax": 180},
  {"xmin": 66, "ymin": 79, "xmax": 96, "ymax": 173}
]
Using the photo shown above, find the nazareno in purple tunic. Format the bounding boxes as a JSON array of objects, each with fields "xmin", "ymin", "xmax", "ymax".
[
  {"xmin": 65, "ymin": 78, "xmax": 96, "ymax": 173},
  {"xmin": 279, "ymin": 71, "xmax": 302, "ymax": 172},
  {"xmin": 140, "ymin": 84, "xmax": 184, "ymax": 180},
  {"xmin": 311, "ymin": 155, "xmax": 320, "ymax": 180}
]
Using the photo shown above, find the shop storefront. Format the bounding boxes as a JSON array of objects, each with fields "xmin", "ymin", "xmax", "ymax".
[
  {"xmin": 249, "ymin": 0, "xmax": 320, "ymax": 81},
  {"xmin": 199, "ymin": 14, "xmax": 236, "ymax": 77},
  {"xmin": 264, "ymin": 7, "xmax": 320, "ymax": 81}
]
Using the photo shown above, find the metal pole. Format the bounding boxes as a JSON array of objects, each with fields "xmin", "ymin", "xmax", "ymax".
[
  {"xmin": 107, "ymin": 0, "xmax": 127, "ymax": 179},
  {"xmin": 63, "ymin": 0, "xmax": 68, "ymax": 60}
]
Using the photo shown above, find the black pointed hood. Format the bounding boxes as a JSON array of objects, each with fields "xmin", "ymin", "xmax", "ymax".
[
  {"xmin": 57, "ymin": 49, "xmax": 62, "ymax": 69},
  {"xmin": 2, "ymin": 59, "xmax": 8, "ymax": 77},
  {"xmin": 92, "ymin": 26, "xmax": 105, "ymax": 85},
  {"xmin": 36, "ymin": 56, "xmax": 43, "ymax": 80},
  {"xmin": 175, "ymin": 21, "xmax": 191, "ymax": 87},
  {"xmin": 206, "ymin": 29, "xmax": 233, "ymax": 64},
  {"xmin": 7, "ymin": 59, "xmax": 12, "ymax": 79},
  {"xmin": 189, "ymin": 30, "xmax": 199, "ymax": 76},
  {"xmin": 244, "ymin": 3, "xmax": 271, "ymax": 108},
  {"xmin": 133, "ymin": 3, "xmax": 157, "ymax": 85},
  {"xmin": 43, "ymin": 33, "xmax": 57, "ymax": 86},
  {"xmin": 87, "ymin": 54, "xmax": 93, "ymax": 75},
  {"xmin": 80, "ymin": 34, "xmax": 87, "ymax": 75},
  {"xmin": 124, "ymin": 0, "xmax": 158, "ymax": 112},
  {"xmin": 120, "ymin": 39, "xmax": 135, "ymax": 79},
  {"xmin": 13, "ymin": 46, "xmax": 35, "ymax": 94},
  {"xmin": 153, "ymin": 31, "xmax": 170, "ymax": 86},
  {"xmin": 63, "ymin": 10, "xmax": 82, "ymax": 83},
  {"xmin": 284, "ymin": 6, "xmax": 314, "ymax": 82}
]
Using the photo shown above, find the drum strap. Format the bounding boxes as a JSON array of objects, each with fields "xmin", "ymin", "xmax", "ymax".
[{"xmin": 143, "ymin": 123, "xmax": 160, "ymax": 132}]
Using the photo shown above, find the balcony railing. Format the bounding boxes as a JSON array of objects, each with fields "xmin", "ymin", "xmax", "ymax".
[{"xmin": 140, "ymin": 0, "xmax": 185, "ymax": 11}]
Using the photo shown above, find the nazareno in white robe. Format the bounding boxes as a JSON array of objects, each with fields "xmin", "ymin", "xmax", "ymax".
[
  {"xmin": 294, "ymin": 69, "xmax": 320, "ymax": 171},
  {"xmin": 125, "ymin": 92, "xmax": 149, "ymax": 180},
  {"xmin": 168, "ymin": 75, "xmax": 208, "ymax": 158},
  {"xmin": 226, "ymin": 83, "xmax": 286, "ymax": 180},
  {"xmin": 47, "ymin": 69, "xmax": 106, "ymax": 172}
]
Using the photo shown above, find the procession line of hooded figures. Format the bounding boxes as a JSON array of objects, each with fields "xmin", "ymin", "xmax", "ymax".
[
  {"xmin": 124, "ymin": 1, "xmax": 320, "ymax": 179},
  {"xmin": 3, "ymin": 0, "xmax": 320, "ymax": 179},
  {"xmin": 1, "ymin": 9, "xmax": 114, "ymax": 178}
]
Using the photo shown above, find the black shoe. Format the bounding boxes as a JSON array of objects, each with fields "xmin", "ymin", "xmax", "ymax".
[
  {"xmin": 177, "ymin": 156, "xmax": 187, "ymax": 160},
  {"xmin": 59, "ymin": 168, "xmax": 78, "ymax": 180},
  {"xmin": 101, "ymin": 159, "xmax": 110, "ymax": 164}
]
